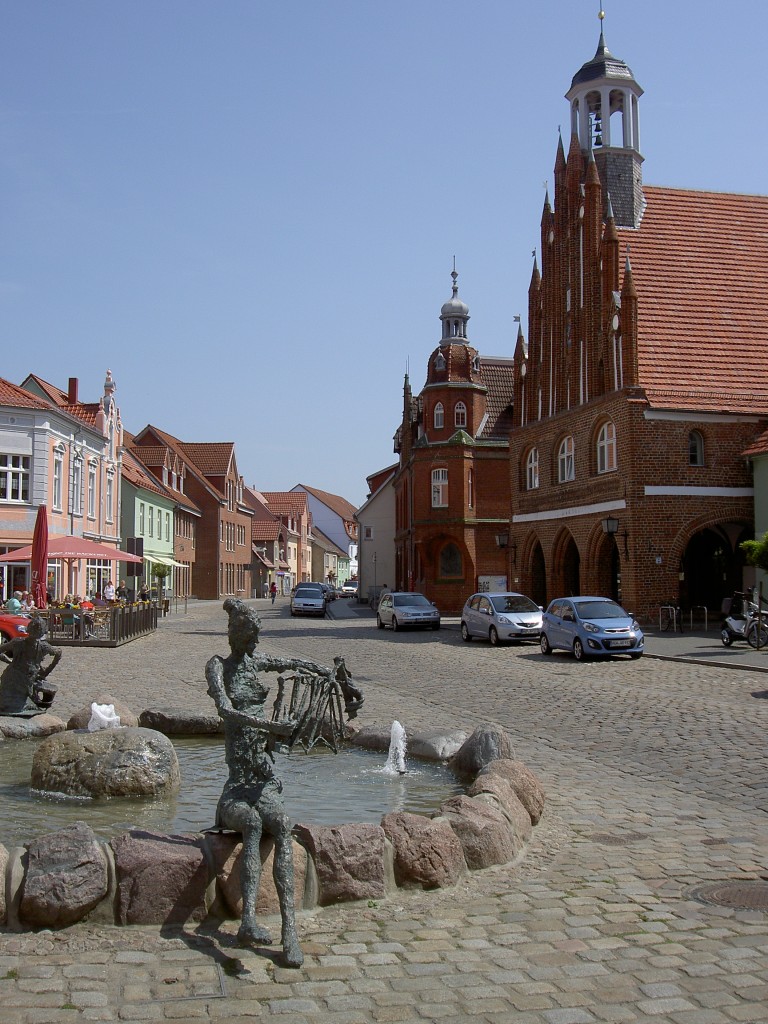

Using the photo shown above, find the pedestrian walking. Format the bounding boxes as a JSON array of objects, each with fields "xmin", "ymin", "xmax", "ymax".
[{"xmin": 270, "ymin": 581, "xmax": 278, "ymax": 605}]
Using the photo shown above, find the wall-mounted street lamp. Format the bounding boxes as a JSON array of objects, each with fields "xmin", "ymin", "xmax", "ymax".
[
  {"xmin": 602, "ymin": 516, "xmax": 629, "ymax": 558},
  {"xmin": 495, "ymin": 531, "xmax": 509, "ymax": 549}
]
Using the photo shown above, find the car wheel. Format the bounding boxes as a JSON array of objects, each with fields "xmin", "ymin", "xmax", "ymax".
[
  {"xmin": 573, "ymin": 638, "xmax": 586, "ymax": 661},
  {"xmin": 720, "ymin": 629, "xmax": 733, "ymax": 647},
  {"xmin": 392, "ymin": 616, "xmax": 400, "ymax": 632},
  {"xmin": 290, "ymin": 610, "xmax": 296, "ymax": 617},
  {"xmin": 460, "ymin": 622, "xmax": 472, "ymax": 642},
  {"xmin": 489, "ymin": 626, "xmax": 500, "ymax": 647},
  {"xmin": 630, "ymin": 652, "xmax": 643, "ymax": 660},
  {"xmin": 377, "ymin": 615, "xmax": 384, "ymax": 629},
  {"xmin": 431, "ymin": 622, "xmax": 440, "ymax": 630},
  {"xmin": 540, "ymin": 633, "xmax": 552, "ymax": 655}
]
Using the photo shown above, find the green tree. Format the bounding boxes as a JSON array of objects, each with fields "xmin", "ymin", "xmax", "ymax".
[
  {"xmin": 151, "ymin": 562, "xmax": 172, "ymax": 600},
  {"xmin": 740, "ymin": 532, "xmax": 768, "ymax": 575}
]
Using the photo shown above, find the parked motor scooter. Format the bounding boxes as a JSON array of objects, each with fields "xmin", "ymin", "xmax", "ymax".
[{"xmin": 720, "ymin": 590, "xmax": 768, "ymax": 648}]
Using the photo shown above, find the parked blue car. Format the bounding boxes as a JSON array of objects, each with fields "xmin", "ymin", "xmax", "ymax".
[{"xmin": 540, "ymin": 596, "xmax": 644, "ymax": 661}]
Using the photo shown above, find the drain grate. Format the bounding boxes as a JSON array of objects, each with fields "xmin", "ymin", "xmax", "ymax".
[
  {"xmin": 686, "ymin": 880, "xmax": 768, "ymax": 912},
  {"xmin": 589, "ymin": 831, "xmax": 647, "ymax": 846}
]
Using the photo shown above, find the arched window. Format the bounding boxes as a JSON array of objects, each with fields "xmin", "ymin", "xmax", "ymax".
[
  {"xmin": 454, "ymin": 402, "xmax": 467, "ymax": 428},
  {"xmin": 433, "ymin": 402, "xmax": 444, "ymax": 429},
  {"xmin": 558, "ymin": 436, "xmax": 575, "ymax": 483},
  {"xmin": 526, "ymin": 448, "xmax": 539, "ymax": 490},
  {"xmin": 439, "ymin": 543, "xmax": 462, "ymax": 577},
  {"xmin": 689, "ymin": 430, "xmax": 704, "ymax": 467},
  {"xmin": 431, "ymin": 468, "xmax": 448, "ymax": 508},
  {"xmin": 596, "ymin": 421, "xmax": 617, "ymax": 474}
]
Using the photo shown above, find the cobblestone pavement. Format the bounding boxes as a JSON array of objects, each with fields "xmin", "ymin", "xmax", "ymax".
[{"xmin": 1, "ymin": 598, "xmax": 766, "ymax": 1023}]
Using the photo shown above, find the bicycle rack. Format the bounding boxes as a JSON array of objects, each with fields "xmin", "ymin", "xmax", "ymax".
[
  {"xmin": 659, "ymin": 604, "xmax": 679, "ymax": 631},
  {"xmin": 689, "ymin": 605, "xmax": 708, "ymax": 630}
]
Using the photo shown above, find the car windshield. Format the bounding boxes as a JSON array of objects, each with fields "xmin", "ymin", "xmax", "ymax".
[
  {"xmin": 393, "ymin": 594, "xmax": 431, "ymax": 608},
  {"xmin": 295, "ymin": 588, "xmax": 322, "ymax": 598},
  {"xmin": 491, "ymin": 595, "xmax": 539, "ymax": 613},
  {"xmin": 574, "ymin": 600, "xmax": 626, "ymax": 620}
]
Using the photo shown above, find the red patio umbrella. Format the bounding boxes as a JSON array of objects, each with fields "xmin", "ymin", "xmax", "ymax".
[{"xmin": 30, "ymin": 504, "xmax": 49, "ymax": 610}]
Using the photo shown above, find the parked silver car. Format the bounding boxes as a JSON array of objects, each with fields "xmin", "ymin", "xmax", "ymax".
[
  {"xmin": 290, "ymin": 585, "xmax": 326, "ymax": 618},
  {"xmin": 376, "ymin": 592, "xmax": 440, "ymax": 631},
  {"xmin": 461, "ymin": 592, "xmax": 543, "ymax": 646}
]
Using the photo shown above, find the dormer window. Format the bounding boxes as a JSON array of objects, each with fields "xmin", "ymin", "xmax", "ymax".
[
  {"xmin": 434, "ymin": 351, "xmax": 446, "ymax": 371},
  {"xmin": 472, "ymin": 354, "xmax": 480, "ymax": 373}
]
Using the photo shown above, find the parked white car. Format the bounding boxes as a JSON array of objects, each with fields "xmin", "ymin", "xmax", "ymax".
[{"xmin": 290, "ymin": 585, "xmax": 326, "ymax": 618}]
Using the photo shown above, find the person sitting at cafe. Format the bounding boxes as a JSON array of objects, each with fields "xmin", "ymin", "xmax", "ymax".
[
  {"xmin": 92, "ymin": 592, "xmax": 108, "ymax": 607},
  {"xmin": 4, "ymin": 591, "xmax": 24, "ymax": 614},
  {"xmin": 21, "ymin": 591, "xmax": 36, "ymax": 612}
]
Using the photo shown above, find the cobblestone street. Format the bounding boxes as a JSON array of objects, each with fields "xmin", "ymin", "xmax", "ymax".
[{"xmin": 1, "ymin": 597, "xmax": 766, "ymax": 1023}]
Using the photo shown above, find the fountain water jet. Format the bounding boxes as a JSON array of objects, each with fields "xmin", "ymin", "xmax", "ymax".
[{"xmin": 383, "ymin": 720, "xmax": 407, "ymax": 775}]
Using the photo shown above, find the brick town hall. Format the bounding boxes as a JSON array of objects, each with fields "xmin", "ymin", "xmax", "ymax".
[{"xmin": 390, "ymin": 17, "xmax": 768, "ymax": 620}]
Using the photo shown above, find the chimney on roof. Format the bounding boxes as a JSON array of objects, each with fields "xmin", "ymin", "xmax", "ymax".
[{"xmin": 68, "ymin": 378, "xmax": 79, "ymax": 403}]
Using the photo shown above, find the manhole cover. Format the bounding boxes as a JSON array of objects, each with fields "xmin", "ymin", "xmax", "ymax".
[
  {"xmin": 686, "ymin": 880, "xmax": 768, "ymax": 912},
  {"xmin": 589, "ymin": 831, "xmax": 647, "ymax": 846}
]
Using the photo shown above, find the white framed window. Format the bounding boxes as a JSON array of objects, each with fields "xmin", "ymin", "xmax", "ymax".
[
  {"xmin": 363, "ymin": 526, "xmax": 374, "ymax": 541},
  {"xmin": 87, "ymin": 462, "xmax": 97, "ymax": 519},
  {"xmin": 166, "ymin": 512, "xmax": 171, "ymax": 541},
  {"xmin": 454, "ymin": 401, "xmax": 467, "ymax": 428},
  {"xmin": 689, "ymin": 430, "xmax": 704, "ymax": 467},
  {"xmin": 558, "ymin": 436, "xmax": 575, "ymax": 483},
  {"xmin": 0, "ymin": 454, "xmax": 31, "ymax": 502},
  {"xmin": 53, "ymin": 447, "xmax": 64, "ymax": 512},
  {"xmin": 526, "ymin": 448, "xmax": 540, "ymax": 490},
  {"xmin": 431, "ymin": 468, "xmax": 448, "ymax": 508},
  {"xmin": 72, "ymin": 456, "xmax": 83, "ymax": 516},
  {"xmin": 434, "ymin": 402, "xmax": 444, "ymax": 429},
  {"xmin": 149, "ymin": 506, "xmax": 154, "ymax": 538},
  {"xmin": 139, "ymin": 503, "xmax": 146, "ymax": 536},
  {"xmin": 106, "ymin": 471, "xmax": 114, "ymax": 523},
  {"xmin": 596, "ymin": 422, "xmax": 617, "ymax": 474}
]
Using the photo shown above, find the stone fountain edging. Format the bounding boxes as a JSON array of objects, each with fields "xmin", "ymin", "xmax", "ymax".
[{"xmin": 0, "ymin": 718, "xmax": 546, "ymax": 932}]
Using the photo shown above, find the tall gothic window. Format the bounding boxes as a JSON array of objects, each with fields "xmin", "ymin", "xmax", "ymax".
[
  {"xmin": 558, "ymin": 436, "xmax": 575, "ymax": 483},
  {"xmin": 454, "ymin": 401, "xmax": 467, "ymax": 428},
  {"xmin": 526, "ymin": 448, "xmax": 539, "ymax": 490},
  {"xmin": 688, "ymin": 430, "xmax": 704, "ymax": 467},
  {"xmin": 596, "ymin": 421, "xmax": 617, "ymax": 474},
  {"xmin": 433, "ymin": 402, "xmax": 444, "ymax": 429}
]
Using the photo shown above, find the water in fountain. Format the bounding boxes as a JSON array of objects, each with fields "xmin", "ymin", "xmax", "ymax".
[
  {"xmin": 0, "ymin": 736, "xmax": 463, "ymax": 846},
  {"xmin": 382, "ymin": 720, "xmax": 407, "ymax": 775}
]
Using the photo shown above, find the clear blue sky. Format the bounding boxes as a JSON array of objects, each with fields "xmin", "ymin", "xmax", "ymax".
[{"xmin": 2, "ymin": 1, "xmax": 766, "ymax": 507}]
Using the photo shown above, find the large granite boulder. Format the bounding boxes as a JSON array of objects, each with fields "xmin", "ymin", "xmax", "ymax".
[
  {"xmin": 0, "ymin": 714, "xmax": 66, "ymax": 740},
  {"xmin": 381, "ymin": 811, "xmax": 466, "ymax": 889},
  {"xmin": 205, "ymin": 831, "xmax": 311, "ymax": 916},
  {"xmin": 66, "ymin": 694, "xmax": 138, "ymax": 730},
  {"xmin": 19, "ymin": 822, "xmax": 108, "ymax": 927},
  {"xmin": 31, "ymin": 726, "xmax": 180, "ymax": 798},
  {"xmin": 466, "ymin": 774, "xmax": 532, "ymax": 852},
  {"xmin": 0, "ymin": 843, "xmax": 7, "ymax": 925},
  {"xmin": 112, "ymin": 830, "xmax": 208, "ymax": 925},
  {"xmin": 448, "ymin": 723, "xmax": 514, "ymax": 780},
  {"xmin": 436, "ymin": 794, "xmax": 518, "ymax": 870},
  {"xmin": 350, "ymin": 724, "xmax": 468, "ymax": 762},
  {"xmin": 293, "ymin": 822, "xmax": 391, "ymax": 905},
  {"xmin": 477, "ymin": 758, "xmax": 546, "ymax": 825},
  {"xmin": 139, "ymin": 707, "xmax": 224, "ymax": 736}
]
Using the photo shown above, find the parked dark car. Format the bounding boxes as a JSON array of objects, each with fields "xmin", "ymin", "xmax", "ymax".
[{"xmin": 540, "ymin": 596, "xmax": 644, "ymax": 661}]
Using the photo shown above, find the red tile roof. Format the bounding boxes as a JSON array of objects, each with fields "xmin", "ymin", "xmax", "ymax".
[
  {"xmin": 121, "ymin": 449, "xmax": 172, "ymax": 499},
  {"xmin": 179, "ymin": 442, "xmax": 234, "ymax": 477},
  {"xmin": 743, "ymin": 427, "xmax": 768, "ymax": 458},
  {"xmin": 293, "ymin": 484, "xmax": 358, "ymax": 520},
  {"xmin": 22, "ymin": 374, "xmax": 70, "ymax": 405},
  {"xmin": 0, "ymin": 377, "xmax": 56, "ymax": 411},
  {"xmin": 617, "ymin": 186, "xmax": 768, "ymax": 414},
  {"xmin": 262, "ymin": 492, "xmax": 311, "ymax": 518},
  {"xmin": 478, "ymin": 358, "xmax": 515, "ymax": 439},
  {"xmin": 252, "ymin": 520, "xmax": 282, "ymax": 541}
]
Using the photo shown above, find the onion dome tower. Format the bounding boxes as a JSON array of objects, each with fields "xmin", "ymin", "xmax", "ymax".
[
  {"xmin": 565, "ymin": 9, "xmax": 644, "ymax": 227},
  {"xmin": 439, "ymin": 266, "xmax": 470, "ymax": 346}
]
